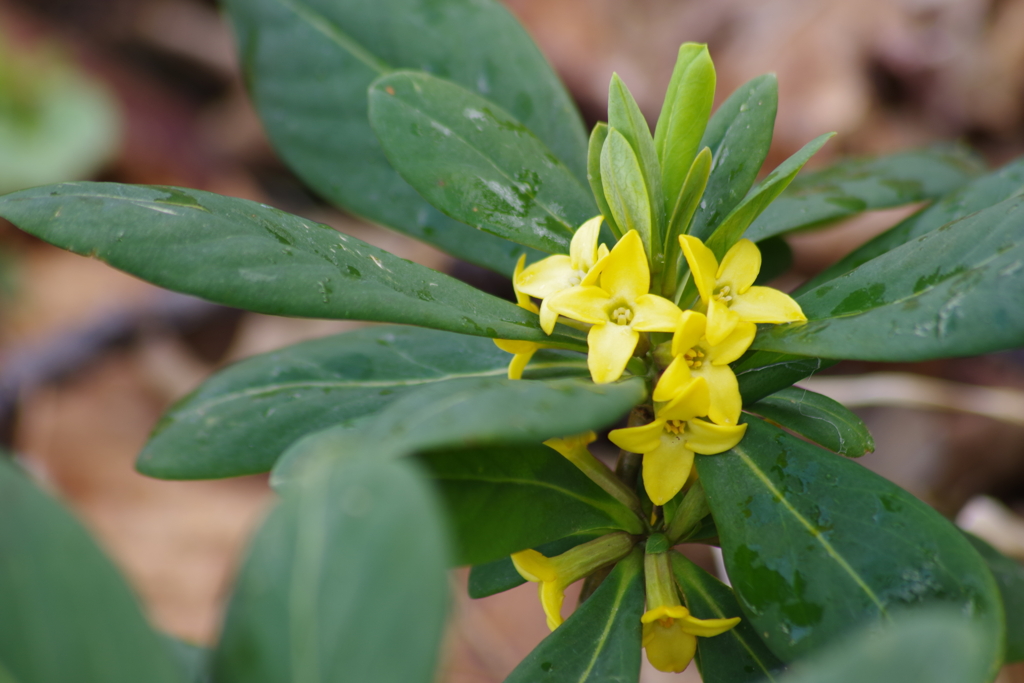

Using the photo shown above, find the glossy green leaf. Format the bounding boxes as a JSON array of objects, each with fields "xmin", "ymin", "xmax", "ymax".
[
  {"xmin": 504, "ymin": 548, "xmax": 644, "ymax": 683},
  {"xmin": 655, "ymin": 44, "xmax": 715, "ymax": 216},
  {"xmin": 662, "ymin": 147, "xmax": 712, "ymax": 295},
  {"xmin": 0, "ymin": 457, "xmax": 183, "ymax": 683},
  {"xmin": 688, "ymin": 74, "xmax": 778, "ymax": 241},
  {"xmin": 587, "ymin": 123, "xmax": 621, "ymax": 239},
  {"xmin": 735, "ymin": 353, "xmax": 836, "ymax": 406},
  {"xmin": 609, "ymin": 75, "xmax": 664, "ymax": 247},
  {"xmin": 705, "ymin": 133, "xmax": 834, "ymax": 259},
  {"xmin": 602, "ymin": 128, "xmax": 653, "ymax": 253},
  {"xmin": 0, "ymin": 183, "xmax": 585, "ymax": 345},
  {"xmin": 753, "ymin": 194, "xmax": 1024, "ymax": 361},
  {"xmin": 776, "ymin": 608, "xmax": 992, "ymax": 683},
  {"xmin": 748, "ymin": 386, "xmax": 874, "ymax": 457},
  {"xmin": 697, "ymin": 417, "xmax": 1004, "ymax": 674},
  {"xmin": 224, "ymin": 0, "xmax": 588, "ymax": 275},
  {"xmin": 213, "ymin": 453, "xmax": 449, "ymax": 683},
  {"xmin": 422, "ymin": 445, "xmax": 643, "ymax": 566},
  {"xmin": 369, "ymin": 71, "xmax": 596, "ymax": 254},
  {"xmin": 803, "ymin": 154, "xmax": 1024, "ymax": 291},
  {"xmin": 468, "ymin": 532, "xmax": 602, "ymax": 599},
  {"xmin": 671, "ymin": 552, "xmax": 786, "ymax": 683},
  {"xmin": 745, "ymin": 145, "xmax": 985, "ymax": 243},
  {"xmin": 965, "ymin": 532, "xmax": 1024, "ymax": 662},
  {"xmin": 753, "ymin": 236, "xmax": 793, "ymax": 285}
]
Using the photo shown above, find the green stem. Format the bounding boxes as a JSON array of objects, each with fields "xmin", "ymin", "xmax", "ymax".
[{"xmin": 666, "ymin": 480, "xmax": 710, "ymax": 543}]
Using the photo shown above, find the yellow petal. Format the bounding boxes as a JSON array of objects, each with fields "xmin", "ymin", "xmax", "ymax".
[
  {"xmin": 717, "ymin": 238, "xmax": 761, "ymax": 294},
  {"xmin": 538, "ymin": 298, "xmax": 559, "ymax": 335},
  {"xmin": 581, "ymin": 249, "xmax": 610, "ymax": 287},
  {"xmin": 511, "ymin": 549, "xmax": 558, "ymax": 582},
  {"xmin": 570, "ymin": 215, "xmax": 603, "ymax": 272},
  {"xmin": 597, "ymin": 243, "xmax": 609, "ymax": 259},
  {"xmin": 643, "ymin": 620, "xmax": 698, "ymax": 673},
  {"xmin": 730, "ymin": 286, "xmax": 807, "ymax": 324},
  {"xmin": 698, "ymin": 364, "xmax": 742, "ymax": 426},
  {"xmin": 600, "ymin": 230, "xmax": 649, "ymax": 301},
  {"xmin": 539, "ymin": 580, "xmax": 566, "ymax": 631},
  {"xmin": 510, "ymin": 254, "xmax": 534, "ymax": 309},
  {"xmin": 652, "ymin": 355, "xmax": 694, "ymax": 403},
  {"xmin": 587, "ymin": 322, "xmax": 639, "ymax": 384},
  {"xmin": 678, "ymin": 613, "xmax": 742, "ymax": 638},
  {"xmin": 507, "ymin": 349, "xmax": 535, "ymax": 380},
  {"xmin": 544, "ymin": 431, "xmax": 598, "ymax": 458},
  {"xmin": 609, "ymin": 419, "xmax": 664, "ymax": 454},
  {"xmin": 517, "ymin": 254, "xmax": 575, "ymax": 299},
  {"xmin": 706, "ymin": 321, "xmax": 756, "ymax": 365},
  {"xmin": 679, "ymin": 235, "xmax": 719, "ymax": 304},
  {"xmin": 705, "ymin": 297, "xmax": 740, "ymax": 346},
  {"xmin": 493, "ymin": 338, "xmax": 534, "ymax": 354},
  {"xmin": 641, "ymin": 605, "xmax": 690, "ymax": 623},
  {"xmin": 670, "ymin": 310, "xmax": 708, "ymax": 357},
  {"xmin": 546, "ymin": 286, "xmax": 611, "ymax": 325},
  {"xmin": 658, "ymin": 377, "xmax": 711, "ymax": 422},
  {"xmin": 632, "ymin": 294, "xmax": 683, "ymax": 332},
  {"xmin": 643, "ymin": 436, "xmax": 695, "ymax": 505},
  {"xmin": 685, "ymin": 418, "xmax": 747, "ymax": 455}
]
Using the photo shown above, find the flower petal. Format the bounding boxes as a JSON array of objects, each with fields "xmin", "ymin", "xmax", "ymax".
[
  {"xmin": 492, "ymin": 338, "xmax": 534, "ymax": 354},
  {"xmin": 538, "ymin": 298, "xmax": 559, "ymax": 335},
  {"xmin": 658, "ymin": 377, "xmax": 711, "ymax": 422},
  {"xmin": 685, "ymin": 418, "xmax": 747, "ymax": 455},
  {"xmin": 506, "ymin": 349, "xmax": 536, "ymax": 380},
  {"xmin": 587, "ymin": 322, "xmax": 638, "ymax": 384},
  {"xmin": 706, "ymin": 321, "xmax": 756, "ymax": 365},
  {"xmin": 546, "ymin": 286, "xmax": 611, "ymax": 325},
  {"xmin": 679, "ymin": 235, "xmax": 719, "ymax": 304},
  {"xmin": 698, "ymin": 364, "xmax": 741, "ymax": 425},
  {"xmin": 643, "ymin": 436, "xmax": 695, "ymax": 505},
  {"xmin": 544, "ymin": 431, "xmax": 597, "ymax": 459},
  {"xmin": 580, "ymin": 249, "xmax": 610, "ymax": 287},
  {"xmin": 511, "ymin": 549, "xmax": 558, "ymax": 582},
  {"xmin": 705, "ymin": 297, "xmax": 740, "ymax": 346},
  {"xmin": 670, "ymin": 310, "xmax": 708, "ymax": 357},
  {"xmin": 633, "ymin": 294, "xmax": 683, "ymax": 332},
  {"xmin": 510, "ymin": 254, "xmax": 535, "ymax": 309},
  {"xmin": 600, "ymin": 230, "xmax": 649, "ymax": 301},
  {"xmin": 539, "ymin": 580, "xmax": 566, "ymax": 631},
  {"xmin": 570, "ymin": 215, "xmax": 603, "ymax": 272},
  {"xmin": 517, "ymin": 254, "xmax": 575, "ymax": 299},
  {"xmin": 641, "ymin": 605, "xmax": 691, "ymax": 623},
  {"xmin": 643, "ymin": 620, "xmax": 698, "ymax": 673},
  {"xmin": 730, "ymin": 286, "xmax": 807, "ymax": 324},
  {"xmin": 652, "ymin": 355, "xmax": 694, "ymax": 403},
  {"xmin": 609, "ymin": 419, "xmax": 664, "ymax": 454},
  {"xmin": 717, "ymin": 238, "xmax": 761, "ymax": 294},
  {"xmin": 678, "ymin": 613, "xmax": 742, "ymax": 638}
]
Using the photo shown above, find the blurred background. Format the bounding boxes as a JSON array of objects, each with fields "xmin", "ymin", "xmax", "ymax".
[{"xmin": 0, "ymin": 0, "xmax": 1023, "ymax": 680}]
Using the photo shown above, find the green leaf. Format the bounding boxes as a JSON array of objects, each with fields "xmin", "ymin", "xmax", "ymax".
[
  {"xmin": 802, "ymin": 154, "xmax": 1024, "ymax": 291},
  {"xmin": 0, "ymin": 183, "xmax": 585, "ymax": 345},
  {"xmin": 223, "ymin": 0, "xmax": 587, "ymax": 275},
  {"xmin": 964, "ymin": 532, "xmax": 1024, "ymax": 662},
  {"xmin": 422, "ymin": 445, "xmax": 643, "ymax": 566},
  {"xmin": 753, "ymin": 236, "xmax": 793, "ymax": 285},
  {"xmin": 0, "ymin": 457, "xmax": 184, "ymax": 683},
  {"xmin": 706, "ymin": 133, "xmax": 834, "ymax": 259},
  {"xmin": 671, "ymin": 552, "xmax": 786, "ymax": 683},
  {"xmin": 655, "ymin": 44, "xmax": 715, "ymax": 217},
  {"xmin": 587, "ymin": 123, "xmax": 621, "ymax": 239},
  {"xmin": 776, "ymin": 608, "xmax": 992, "ymax": 683},
  {"xmin": 369, "ymin": 71, "xmax": 596, "ymax": 254},
  {"xmin": 752, "ymin": 193, "xmax": 1024, "ymax": 361},
  {"xmin": 735, "ymin": 353, "xmax": 836, "ymax": 406},
  {"xmin": 697, "ymin": 416, "xmax": 1004, "ymax": 675},
  {"xmin": 602, "ymin": 128, "xmax": 653, "ymax": 254},
  {"xmin": 468, "ymin": 532, "xmax": 603, "ymax": 598},
  {"xmin": 608, "ymin": 75, "xmax": 664, "ymax": 250},
  {"xmin": 745, "ymin": 145, "xmax": 986, "ymax": 243},
  {"xmin": 747, "ymin": 386, "xmax": 874, "ymax": 457},
  {"xmin": 160, "ymin": 636, "xmax": 210, "ymax": 683},
  {"xmin": 213, "ymin": 453, "xmax": 449, "ymax": 683},
  {"xmin": 503, "ymin": 548, "xmax": 644, "ymax": 683},
  {"xmin": 688, "ymin": 74, "xmax": 778, "ymax": 241},
  {"xmin": 0, "ymin": 661, "xmax": 19, "ymax": 683},
  {"xmin": 662, "ymin": 147, "xmax": 712, "ymax": 295}
]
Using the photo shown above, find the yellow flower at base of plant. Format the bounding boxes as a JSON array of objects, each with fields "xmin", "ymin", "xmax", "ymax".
[
  {"xmin": 609, "ymin": 379, "xmax": 746, "ymax": 505},
  {"xmin": 642, "ymin": 605, "xmax": 741, "ymax": 672},
  {"xmin": 494, "ymin": 254, "xmax": 548, "ymax": 379},
  {"xmin": 680, "ymin": 235, "xmax": 806, "ymax": 346},
  {"xmin": 652, "ymin": 309, "xmax": 755, "ymax": 425},
  {"xmin": 546, "ymin": 230, "xmax": 682, "ymax": 384},
  {"xmin": 511, "ymin": 532, "xmax": 635, "ymax": 631},
  {"xmin": 517, "ymin": 215, "xmax": 610, "ymax": 334}
]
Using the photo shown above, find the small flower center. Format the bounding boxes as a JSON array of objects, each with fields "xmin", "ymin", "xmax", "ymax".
[
  {"xmin": 714, "ymin": 284, "xmax": 734, "ymax": 305},
  {"xmin": 659, "ymin": 617, "xmax": 676, "ymax": 628},
  {"xmin": 566, "ymin": 269, "xmax": 586, "ymax": 287},
  {"xmin": 664, "ymin": 419, "xmax": 687, "ymax": 435},
  {"xmin": 610, "ymin": 306, "xmax": 634, "ymax": 326},
  {"xmin": 683, "ymin": 347, "xmax": 705, "ymax": 369}
]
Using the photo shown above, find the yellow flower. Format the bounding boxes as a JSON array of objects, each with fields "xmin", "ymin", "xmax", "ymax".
[
  {"xmin": 517, "ymin": 215, "xmax": 610, "ymax": 334},
  {"xmin": 609, "ymin": 379, "xmax": 746, "ymax": 505},
  {"xmin": 642, "ymin": 604, "xmax": 741, "ymax": 673},
  {"xmin": 493, "ymin": 254, "xmax": 547, "ymax": 379},
  {"xmin": 511, "ymin": 532, "xmax": 635, "ymax": 631},
  {"xmin": 546, "ymin": 230, "xmax": 682, "ymax": 384},
  {"xmin": 679, "ymin": 235, "xmax": 806, "ymax": 346},
  {"xmin": 652, "ymin": 309, "xmax": 754, "ymax": 425}
]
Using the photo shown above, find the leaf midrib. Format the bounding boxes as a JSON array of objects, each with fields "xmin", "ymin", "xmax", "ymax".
[{"xmin": 274, "ymin": 0, "xmax": 390, "ymax": 75}]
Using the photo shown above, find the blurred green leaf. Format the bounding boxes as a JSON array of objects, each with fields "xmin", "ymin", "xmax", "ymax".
[
  {"xmin": 697, "ymin": 417, "xmax": 1004, "ymax": 675},
  {"xmin": 214, "ymin": 453, "xmax": 449, "ymax": 683},
  {"xmin": 503, "ymin": 548, "xmax": 644, "ymax": 683},
  {"xmin": 753, "ymin": 194, "xmax": 1024, "ymax": 361},
  {"xmin": 965, "ymin": 532, "xmax": 1024, "ymax": 662},
  {"xmin": 0, "ymin": 457, "xmax": 183, "ymax": 683},
  {"xmin": 745, "ymin": 145, "xmax": 985, "ymax": 243},
  {"xmin": 602, "ymin": 128, "xmax": 653, "ymax": 253},
  {"xmin": 0, "ymin": 661, "xmax": 20, "ymax": 683},
  {"xmin": 160, "ymin": 636, "xmax": 210, "ymax": 683},
  {"xmin": 753, "ymin": 236, "xmax": 793, "ymax": 285},
  {"xmin": 224, "ymin": 0, "xmax": 587, "ymax": 275},
  {"xmin": 748, "ymin": 386, "xmax": 874, "ymax": 457},
  {"xmin": 688, "ymin": 74, "xmax": 777, "ymax": 241},
  {"xmin": 671, "ymin": 553, "xmax": 786, "ymax": 682},
  {"xmin": 369, "ymin": 71, "xmax": 596, "ymax": 254}
]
